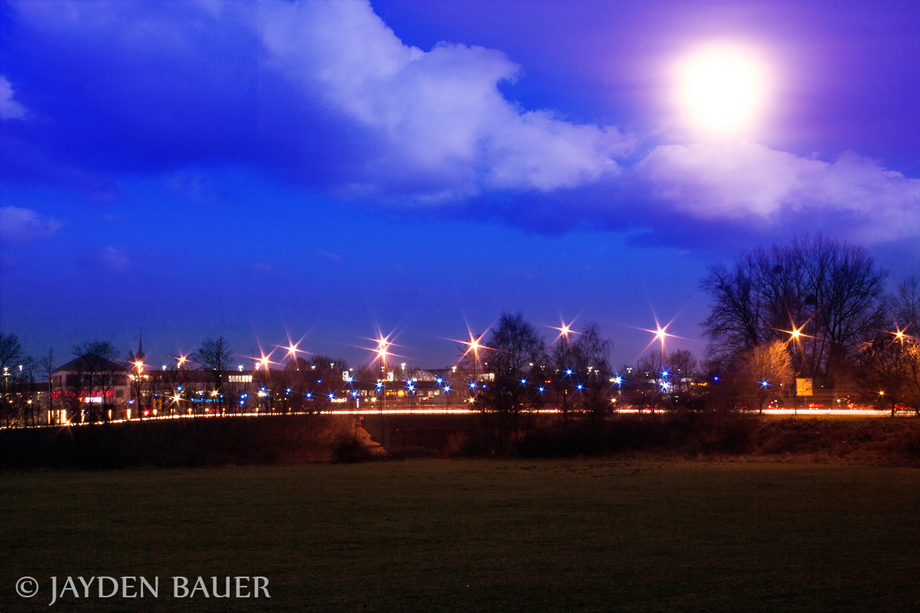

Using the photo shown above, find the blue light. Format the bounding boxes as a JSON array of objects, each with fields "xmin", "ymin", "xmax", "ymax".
[
  {"xmin": 443, "ymin": 385, "xmax": 451, "ymax": 392},
  {"xmin": 538, "ymin": 386, "xmax": 545, "ymax": 393},
  {"xmin": 468, "ymin": 382, "xmax": 476, "ymax": 389},
  {"xmin": 577, "ymin": 384, "xmax": 583, "ymax": 391}
]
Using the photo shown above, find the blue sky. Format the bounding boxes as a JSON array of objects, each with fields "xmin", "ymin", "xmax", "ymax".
[{"xmin": 1, "ymin": 0, "xmax": 918, "ymax": 371}]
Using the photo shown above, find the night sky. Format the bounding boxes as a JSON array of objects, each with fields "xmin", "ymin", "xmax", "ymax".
[{"xmin": 1, "ymin": 0, "xmax": 918, "ymax": 372}]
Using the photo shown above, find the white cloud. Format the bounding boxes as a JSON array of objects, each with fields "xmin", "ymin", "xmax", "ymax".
[
  {"xmin": 0, "ymin": 207, "xmax": 62, "ymax": 244},
  {"xmin": 257, "ymin": 0, "xmax": 633, "ymax": 200},
  {"xmin": 0, "ymin": 76, "xmax": 29, "ymax": 120},
  {"xmin": 635, "ymin": 142, "xmax": 920, "ymax": 243},
  {"xmin": 5, "ymin": 1, "xmax": 917, "ymax": 245},
  {"xmin": 84, "ymin": 246, "xmax": 130, "ymax": 274}
]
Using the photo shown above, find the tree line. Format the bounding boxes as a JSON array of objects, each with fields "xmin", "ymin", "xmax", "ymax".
[
  {"xmin": 2, "ymin": 234, "xmax": 918, "ymax": 429},
  {"xmin": 699, "ymin": 234, "xmax": 918, "ymax": 415}
]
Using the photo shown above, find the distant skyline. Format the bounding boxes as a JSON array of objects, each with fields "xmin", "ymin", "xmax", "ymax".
[{"xmin": 2, "ymin": 0, "xmax": 918, "ymax": 371}]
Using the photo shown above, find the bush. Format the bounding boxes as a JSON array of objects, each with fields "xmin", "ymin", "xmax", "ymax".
[{"xmin": 332, "ymin": 436, "xmax": 375, "ymax": 463}]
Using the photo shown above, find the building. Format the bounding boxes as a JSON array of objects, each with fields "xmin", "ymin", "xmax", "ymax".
[{"xmin": 51, "ymin": 353, "xmax": 131, "ymax": 423}]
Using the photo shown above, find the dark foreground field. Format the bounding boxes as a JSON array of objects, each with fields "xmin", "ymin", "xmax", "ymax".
[{"xmin": 4, "ymin": 460, "xmax": 920, "ymax": 612}]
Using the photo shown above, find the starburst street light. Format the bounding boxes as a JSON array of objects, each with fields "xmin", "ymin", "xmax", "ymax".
[
  {"xmin": 655, "ymin": 325, "xmax": 668, "ymax": 344},
  {"xmin": 783, "ymin": 321, "xmax": 809, "ymax": 408},
  {"xmin": 782, "ymin": 317, "xmax": 819, "ymax": 345},
  {"xmin": 455, "ymin": 329, "xmax": 488, "ymax": 391},
  {"xmin": 371, "ymin": 335, "xmax": 390, "ymax": 409},
  {"xmin": 639, "ymin": 318, "xmax": 677, "ymax": 356},
  {"xmin": 376, "ymin": 336, "xmax": 390, "ymax": 365},
  {"xmin": 459, "ymin": 331, "xmax": 487, "ymax": 367},
  {"xmin": 550, "ymin": 318, "xmax": 579, "ymax": 344}
]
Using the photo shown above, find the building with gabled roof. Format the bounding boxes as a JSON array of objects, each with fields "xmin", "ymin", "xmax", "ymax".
[{"xmin": 51, "ymin": 353, "xmax": 130, "ymax": 423}]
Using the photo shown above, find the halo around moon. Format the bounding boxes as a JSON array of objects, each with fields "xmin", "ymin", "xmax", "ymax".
[{"xmin": 673, "ymin": 43, "xmax": 771, "ymax": 138}]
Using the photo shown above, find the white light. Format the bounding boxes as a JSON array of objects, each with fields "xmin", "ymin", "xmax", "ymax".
[{"xmin": 673, "ymin": 43, "xmax": 771, "ymax": 138}]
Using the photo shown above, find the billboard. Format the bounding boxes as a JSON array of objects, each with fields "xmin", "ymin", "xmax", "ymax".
[{"xmin": 796, "ymin": 378, "xmax": 813, "ymax": 397}]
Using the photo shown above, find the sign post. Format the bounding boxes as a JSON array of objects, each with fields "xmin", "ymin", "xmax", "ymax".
[{"xmin": 795, "ymin": 378, "xmax": 813, "ymax": 415}]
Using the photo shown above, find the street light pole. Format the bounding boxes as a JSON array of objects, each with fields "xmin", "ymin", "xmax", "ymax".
[{"xmin": 377, "ymin": 338, "xmax": 388, "ymax": 449}]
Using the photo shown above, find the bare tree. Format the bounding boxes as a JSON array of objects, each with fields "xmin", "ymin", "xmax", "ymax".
[
  {"xmin": 0, "ymin": 332, "xmax": 24, "ymax": 392},
  {"xmin": 739, "ymin": 341, "xmax": 793, "ymax": 413},
  {"xmin": 700, "ymin": 261, "xmax": 765, "ymax": 358},
  {"xmin": 701, "ymin": 234, "xmax": 887, "ymax": 392},
  {"xmin": 193, "ymin": 337, "xmax": 233, "ymax": 414},
  {"xmin": 858, "ymin": 277, "xmax": 920, "ymax": 414},
  {"xmin": 634, "ymin": 348, "xmax": 697, "ymax": 411},
  {"xmin": 39, "ymin": 349, "xmax": 55, "ymax": 423},
  {"xmin": 667, "ymin": 349, "xmax": 698, "ymax": 393},
  {"xmin": 307, "ymin": 355, "xmax": 350, "ymax": 407},
  {"xmin": 18, "ymin": 355, "xmax": 39, "ymax": 426},
  {"xmin": 893, "ymin": 276, "xmax": 920, "ymax": 335},
  {"xmin": 478, "ymin": 312, "xmax": 546, "ymax": 452},
  {"xmin": 551, "ymin": 322, "xmax": 613, "ymax": 422},
  {"xmin": 71, "ymin": 340, "xmax": 127, "ymax": 422},
  {"xmin": 282, "ymin": 356, "xmax": 311, "ymax": 413}
]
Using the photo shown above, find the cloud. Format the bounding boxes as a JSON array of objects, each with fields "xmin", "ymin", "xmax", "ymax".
[
  {"xmin": 633, "ymin": 142, "xmax": 920, "ymax": 244},
  {"xmin": 0, "ymin": 76, "xmax": 28, "ymax": 120},
  {"xmin": 3, "ymin": 0, "xmax": 918, "ymax": 246},
  {"xmin": 0, "ymin": 207, "xmax": 62, "ymax": 245},
  {"xmin": 257, "ymin": 0, "xmax": 633, "ymax": 201},
  {"xmin": 78, "ymin": 246, "xmax": 131, "ymax": 275},
  {"xmin": 316, "ymin": 250, "xmax": 343, "ymax": 263}
]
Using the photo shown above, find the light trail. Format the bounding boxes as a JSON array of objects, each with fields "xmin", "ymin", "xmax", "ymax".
[{"xmin": 10, "ymin": 406, "xmax": 910, "ymax": 430}]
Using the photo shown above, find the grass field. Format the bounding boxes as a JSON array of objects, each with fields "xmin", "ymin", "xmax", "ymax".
[{"xmin": 4, "ymin": 459, "xmax": 920, "ymax": 612}]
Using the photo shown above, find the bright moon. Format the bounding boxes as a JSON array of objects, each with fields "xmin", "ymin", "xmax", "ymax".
[{"xmin": 674, "ymin": 44, "xmax": 770, "ymax": 137}]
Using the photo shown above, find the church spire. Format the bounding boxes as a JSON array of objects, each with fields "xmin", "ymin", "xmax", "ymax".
[{"xmin": 135, "ymin": 333, "xmax": 145, "ymax": 362}]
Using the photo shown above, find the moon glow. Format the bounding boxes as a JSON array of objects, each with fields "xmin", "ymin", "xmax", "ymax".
[{"xmin": 674, "ymin": 44, "xmax": 770, "ymax": 137}]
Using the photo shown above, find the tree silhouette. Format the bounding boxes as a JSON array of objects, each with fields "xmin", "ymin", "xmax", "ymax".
[
  {"xmin": 701, "ymin": 234, "xmax": 887, "ymax": 393},
  {"xmin": 478, "ymin": 312, "xmax": 545, "ymax": 452},
  {"xmin": 193, "ymin": 337, "xmax": 233, "ymax": 414}
]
